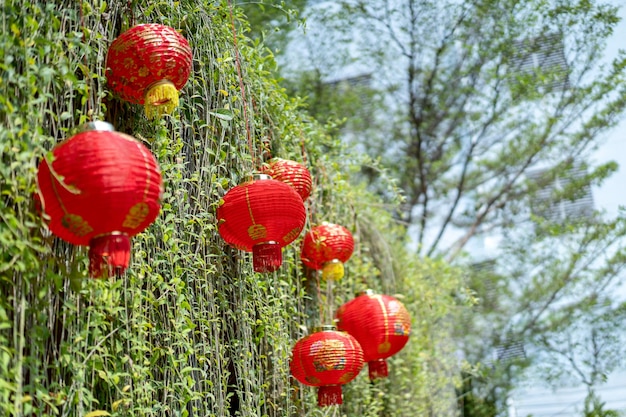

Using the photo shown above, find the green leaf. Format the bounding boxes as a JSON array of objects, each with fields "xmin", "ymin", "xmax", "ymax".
[
  {"xmin": 208, "ymin": 109, "xmax": 234, "ymax": 121},
  {"xmin": 85, "ymin": 411, "xmax": 111, "ymax": 417}
]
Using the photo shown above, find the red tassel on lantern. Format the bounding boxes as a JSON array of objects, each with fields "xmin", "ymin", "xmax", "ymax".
[
  {"xmin": 217, "ymin": 175, "xmax": 306, "ymax": 272},
  {"xmin": 290, "ymin": 325, "xmax": 364, "ymax": 407},
  {"xmin": 301, "ymin": 223, "xmax": 354, "ymax": 280},
  {"xmin": 335, "ymin": 290, "xmax": 411, "ymax": 380},
  {"xmin": 88, "ymin": 233, "xmax": 131, "ymax": 278},
  {"xmin": 261, "ymin": 158, "xmax": 312, "ymax": 201},
  {"xmin": 106, "ymin": 23, "xmax": 193, "ymax": 118},
  {"xmin": 36, "ymin": 121, "xmax": 163, "ymax": 278}
]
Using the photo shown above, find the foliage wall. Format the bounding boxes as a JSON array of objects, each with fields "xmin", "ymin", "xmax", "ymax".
[{"xmin": 0, "ymin": 0, "xmax": 463, "ymax": 416}]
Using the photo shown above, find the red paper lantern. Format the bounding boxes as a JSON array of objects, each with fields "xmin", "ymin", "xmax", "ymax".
[
  {"xmin": 217, "ymin": 175, "xmax": 306, "ymax": 272},
  {"xmin": 290, "ymin": 325, "xmax": 364, "ymax": 407},
  {"xmin": 106, "ymin": 23, "xmax": 193, "ymax": 118},
  {"xmin": 36, "ymin": 121, "xmax": 163, "ymax": 278},
  {"xmin": 301, "ymin": 223, "xmax": 354, "ymax": 280},
  {"xmin": 335, "ymin": 290, "xmax": 411, "ymax": 380},
  {"xmin": 261, "ymin": 158, "xmax": 312, "ymax": 201}
]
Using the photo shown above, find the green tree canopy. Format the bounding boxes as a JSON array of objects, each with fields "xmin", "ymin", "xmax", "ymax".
[{"xmin": 276, "ymin": 0, "xmax": 626, "ymax": 414}]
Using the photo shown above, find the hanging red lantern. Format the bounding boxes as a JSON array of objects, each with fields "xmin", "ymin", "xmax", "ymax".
[
  {"xmin": 217, "ymin": 175, "xmax": 306, "ymax": 272},
  {"xmin": 36, "ymin": 121, "xmax": 163, "ymax": 278},
  {"xmin": 290, "ymin": 325, "xmax": 364, "ymax": 407},
  {"xmin": 301, "ymin": 222, "xmax": 354, "ymax": 280},
  {"xmin": 106, "ymin": 23, "xmax": 193, "ymax": 119},
  {"xmin": 261, "ymin": 158, "xmax": 312, "ymax": 201},
  {"xmin": 335, "ymin": 290, "xmax": 411, "ymax": 380}
]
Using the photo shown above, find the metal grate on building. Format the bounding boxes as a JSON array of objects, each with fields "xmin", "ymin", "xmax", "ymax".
[
  {"xmin": 470, "ymin": 259, "xmax": 499, "ymax": 309},
  {"xmin": 526, "ymin": 163, "xmax": 594, "ymax": 223},
  {"xmin": 510, "ymin": 32, "xmax": 570, "ymax": 91},
  {"xmin": 323, "ymin": 73, "xmax": 374, "ymax": 106},
  {"xmin": 496, "ymin": 340, "xmax": 526, "ymax": 362},
  {"xmin": 324, "ymin": 73, "xmax": 373, "ymax": 89}
]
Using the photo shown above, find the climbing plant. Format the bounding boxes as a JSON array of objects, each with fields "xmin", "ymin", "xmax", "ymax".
[{"xmin": 0, "ymin": 0, "xmax": 465, "ymax": 416}]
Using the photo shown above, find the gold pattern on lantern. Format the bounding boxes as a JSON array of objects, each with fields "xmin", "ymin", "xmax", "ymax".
[
  {"xmin": 122, "ymin": 202, "xmax": 150, "ymax": 228},
  {"xmin": 305, "ymin": 375, "xmax": 321, "ymax": 384},
  {"xmin": 392, "ymin": 302, "xmax": 411, "ymax": 336},
  {"xmin": 135, "ymin": 29, "xmax": 156, "ymax": 43},
  {"xmin": 283, "ymin": 227, "xmax": 301, "ymax": 243},
  {"xmin": 248, "ymin": 224, "xmax": 267, "ymax": 240},
  {"xmin": 338, "ymin": 371, "xmax": 356, "ymax": 384},
  {"xmin": 394, "ymin": 321, "xmax": 411, "ymax": 337},
  {"xmin": 375, "ymin": 294, "xmax": 392, "ymax": 352},
  {"xmin": 311, "ymin": 339, "xmax": 346, "ymax": 372},
  {"xmin": 110, "ymin": 39, "xmax": 133, "ymax": 53},
  {"xmin": 61, "ymin": 213, "xmax": 94, "ymax": 237},
  {"xmin": 123, "ymin": 57, "xmax": 136, "ymax": 70}
]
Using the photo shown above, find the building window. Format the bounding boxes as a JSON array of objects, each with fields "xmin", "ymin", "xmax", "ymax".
[
  {"xmin": 510, "ymin": 32, "xmax": 570, "ymax": 91},
  {"xmin": 526, "ymin": 163, "xmax": 594, "ymax": 223}
]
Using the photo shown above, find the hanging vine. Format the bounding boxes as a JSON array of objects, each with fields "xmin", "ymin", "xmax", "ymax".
[{"xmin": 0, "ymin": 1, "xmax": 465, "ymax": 416}]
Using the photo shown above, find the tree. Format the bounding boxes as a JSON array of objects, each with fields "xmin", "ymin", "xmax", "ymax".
[
  {"xmin": 286, "ymin": 0, "xmax": 626, "ymax": 257},
  {"xmin": 582, "ymin": 391, "xmax": 623, "ymax": 417},
  {"xmin": 534, "ymin": 302, "xmax": 626, "ymax": 415},
  {"xmin": 275, "ymin": 0, "xmax": 626, "ymax": 415},
  {"xmin": 456, "ymin": 211, "xmax": 626, "ymax": 414}
]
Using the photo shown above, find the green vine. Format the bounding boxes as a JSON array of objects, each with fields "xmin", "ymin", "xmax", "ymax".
[{"xmin": 0, "ymin": 1, "xmax": 465, "ymax": 416}]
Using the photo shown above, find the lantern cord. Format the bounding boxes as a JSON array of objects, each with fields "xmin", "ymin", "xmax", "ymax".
[{"xmin": 226, "ymin": 0, "xmax": 256, "ymax": 171}]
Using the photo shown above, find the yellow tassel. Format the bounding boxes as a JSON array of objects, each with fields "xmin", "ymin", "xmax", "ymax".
[
  {"xmin": 144, "ymin": 80, "xmax": 179, "ymax": 119},
  {"xmin": 322, "ymin": 259, "xmax": 344, "ymax": 281}
]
